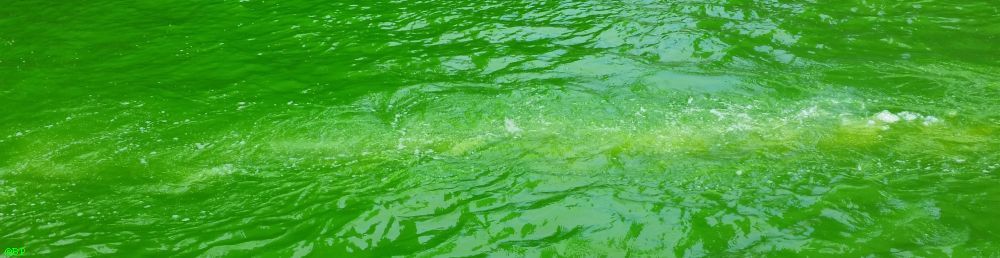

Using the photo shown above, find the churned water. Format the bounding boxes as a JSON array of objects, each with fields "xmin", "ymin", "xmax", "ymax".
[{"xmin": 2, "ymin": 0, "xmax": 999, "ymax": 257}]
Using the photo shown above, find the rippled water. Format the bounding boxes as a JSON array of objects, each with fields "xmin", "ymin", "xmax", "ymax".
[{"xmin": 2, "ymin": 0, "xmax": 999, "ymax": 256}]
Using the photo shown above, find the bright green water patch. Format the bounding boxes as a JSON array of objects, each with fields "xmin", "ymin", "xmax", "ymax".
[{"xmin": 2, "ymin": 0, "xmax": 1000, "ymax": 257}]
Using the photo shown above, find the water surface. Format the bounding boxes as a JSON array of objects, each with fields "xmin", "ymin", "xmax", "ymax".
[{"xmin": 2, "ymin": 0, "xmax": 999, "ymax": 256}]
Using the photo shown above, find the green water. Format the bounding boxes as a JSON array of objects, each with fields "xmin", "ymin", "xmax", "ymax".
[{"xmin": 2, "ymin": 0, "xmax": 999, "ymax": 257}]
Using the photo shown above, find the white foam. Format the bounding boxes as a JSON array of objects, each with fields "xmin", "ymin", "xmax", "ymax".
[
  {"xmin": 874, "ymin": 110, "xmax": 900, "ymax": 123},
  {"xmin": 898, "ymin": 111, "xmax": 921, "ymax": 121},
  {"xmin": 709, "ymin": 109, "xmax": 725, "ymax": 119},
  {"xmin": 504, "ymin": 118, "xmax": 523, "ymax": 134},
  {"xmin": 798, "ymin": 106, "xmax": 818, "ymax": 118},
  {"xmin": 923, "ymin": 116, "xmax": 941, "ymax": 126}
]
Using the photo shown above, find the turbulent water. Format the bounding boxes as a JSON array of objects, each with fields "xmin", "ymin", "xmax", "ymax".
[{"xmin": 2, "ymin": 0, "xmax": 1000, "ymax": 257}]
